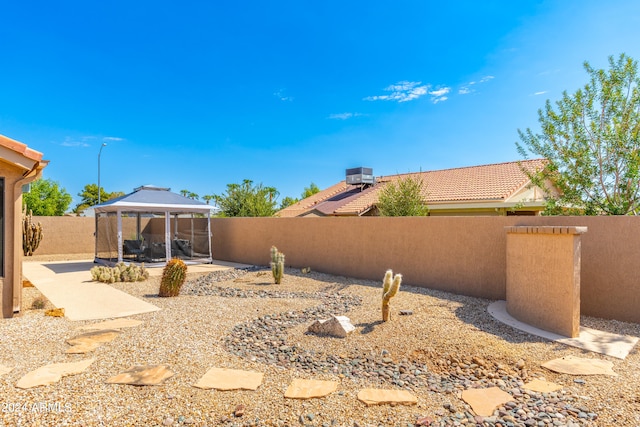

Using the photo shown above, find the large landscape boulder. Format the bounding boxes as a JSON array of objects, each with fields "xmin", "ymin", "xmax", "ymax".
[{"xmin": 307, "ymin": 315, "xmax": 355, "ymax": 338}]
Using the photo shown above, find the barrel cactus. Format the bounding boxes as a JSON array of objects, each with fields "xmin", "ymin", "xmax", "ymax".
[
  {"xmin": 382, "ymin": 269, "xmax": 402, "ymax": 322},
  {"xmin": 159, "ymin": 258, "xmax": 188, "ymax": 297},
  {"xmin": 22, "ymin": 206, "xmax": 43, "ymax": 256},
  {"xmin": 270, "ymin": 246, "xmax": 285, "ymax": 284}
]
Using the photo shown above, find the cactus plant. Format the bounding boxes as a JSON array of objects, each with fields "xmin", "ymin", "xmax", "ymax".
[
  {"xmin": 158, "ymin": 258, "xmax": 188, "ymax": 297},
  {"xmin": 90, "ymin": 263, "xmax": 149, "ymax": 283},
  {"xmin": 382, "ymin": 269, "xmax": 402, "ymax": 322},
  {"xmin": 270, "ymin": 246, "xmax": 285, "ymax": 284},
  {"xmin": 22, "ymin": 206, "xmax": 43, "ymax": 256}
]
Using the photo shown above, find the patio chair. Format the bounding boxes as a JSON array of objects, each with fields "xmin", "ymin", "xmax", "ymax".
[{"xmin": 123, "ymin": 240, "xmax": 144, "ymax": 261}]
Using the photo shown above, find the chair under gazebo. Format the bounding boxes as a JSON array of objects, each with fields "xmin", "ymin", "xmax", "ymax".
[{"xmin": 93, "ymin": 185, "xmax": 215, "ymax": 267}]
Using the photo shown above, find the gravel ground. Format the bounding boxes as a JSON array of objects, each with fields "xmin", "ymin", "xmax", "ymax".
[{"xmin": 2, "ymin": 262, "xmax": 639, "ymax": 427}]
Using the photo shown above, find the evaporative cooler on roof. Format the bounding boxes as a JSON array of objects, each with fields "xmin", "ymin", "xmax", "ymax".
[{"xmin": 346, "ymin": 167, "xmax": 374, "ymax": 185}]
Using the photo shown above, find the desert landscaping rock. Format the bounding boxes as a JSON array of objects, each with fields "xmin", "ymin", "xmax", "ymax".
[
  {"xmin": 357, "ymin": 388, "xmax": 418, "ymax": 406},
  {"xmin": 16, "ymin": 358, "xmax": 95, "ymax": 389},
  {"xmin": 541, "ymin": 355, "xmax": 618, "ymax": 376},
  {"xmin": 106, "ymin": 364, "xmax": 174, "ymax": 386},
  {"xmin": 3, "ymin": 264, "xmax": 636, "ymax": 426},
  {"xmin": 65, "ymin": 329, "xmax": 122, "ymax": 353},
  {"xmin": 307, "ymin": 315, "xmax": 355, "ymax": 338},
  {"xmin": 193, "ymin": 367, "xmax": 264, "ymax": 390},
  {"xmin": 284, "ymin": 378, "xmax": 338, "ymax": 399},
  {"xmin": 461, "ymin": 386, "xmax": 514, "ymax": 416}
]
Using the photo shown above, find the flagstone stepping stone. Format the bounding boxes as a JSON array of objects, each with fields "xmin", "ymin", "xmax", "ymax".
[
  {"xmin": 0, "ymin": 365, "xmax": 13, "ymax": 376},
  {"xmin": 106, "ymin": 365, "xmax": 174, "ymax": 386},
  {"xmin": 523, "ymin": 378, "xmax": 563, "ymax": 393},
  {"xmin": 357, "ymin": 389, "xmax": 417, "ymax": 406},
  {"xmin": 461, "ymin": 387, "xmax": 513, "ymax": 417},
  {"xmin": 66, "ymin": 329, "xmax": 122, "ymax": 354},
  {"xmin": 193, "ymin": 367, "xmax": 263, "ymax": 390},
  {"xmin": 541, "ymin": 356, "xmax": 617, "ymax": 376},
  {"xmin": 284, "ymin": 378, "xmax": 338, "ymax": 399},
  {"xmin": 77, "ymin": 318, "xmax": 143, "ymax": 331},
  {"xmin": 16, "ymin": 358, "xmax": 94, "ymax": 389}
]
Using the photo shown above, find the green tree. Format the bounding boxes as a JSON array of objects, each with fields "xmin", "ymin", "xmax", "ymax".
[
  {"xmin": 202, "ymin": 194, "xmax": 214, "ymax": 205},
  {"xmin": 73, "ymin": 184, "xmax": 124, "ymax": 214},
  {"xmin": 517, "ymin": 53, "xmax": 640, "ymax": 215},
  {"xmin": 279, "ymin": 196, "xmax": 299, "ymax": 210},
  {"xmin": 213, "ymin": 179, "xmax": 279, "ymax": 217},
  {"xmin": 23, "ymin": 178, "xmax": 72, "ymax": 216},
  {"xmin": 301, "ymin": 182, "xmax": 320, "ymax": 199},
  {"xmin": 376, "ymin": 174, "xmax": 429, "ymax": 216},
  {"xmin": 180, "ymin": 189, "xmax": 200, "ymax": 200}
]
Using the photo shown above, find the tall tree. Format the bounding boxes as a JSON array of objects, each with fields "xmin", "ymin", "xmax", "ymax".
[
  {"xmin": 376, "ymin": 175, "xmax": 429, "ymax": 216},
  {"xmin": 213, "ymin": 179, "xmax": 279, "ymax": 217},
  {"xmin": 73, "ymin": 184, "xmax": 124, "ymax": 214},
  {"xmin": 517, "ymin": 53, "xmax": 640, "ymax": 215},
  {"xmin": 23, "ymin": 178, "xmax": 72, "ymax": 216},
  {"xmin": 301, "ymin": 182, "xmax": 320, "ymax": 199}
]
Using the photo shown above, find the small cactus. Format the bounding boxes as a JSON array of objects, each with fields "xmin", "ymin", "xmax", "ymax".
[
  {"xmin": 270, "ymin": 246, "xmax": 285, "ymax": 284},
  {"xmin": 158, "ymin": 258, "xmax": 188, "ymax": 297},
  {"xmin": 90, "ymin": 263, "xmax": 149, "ymax": 283},
  {"xmin": 22, "ymin": 206, "xmax": 43, "ymax": 256},
  {"xmin": 382, "ymin": 269, "xmax": 402, "ymax": 322}
]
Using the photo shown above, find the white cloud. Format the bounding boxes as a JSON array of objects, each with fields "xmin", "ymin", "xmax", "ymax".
[
  {"xmin": 429, "ymin": 87, "xmax": 450, "ymax": 104},
  {"xmin": 328, "ymin": 112, "xmax": 364, "ymax": 120},
  {"xmin": 458, "ymin": 75, "xmax": 494, "ymax": 96},
  {"xmin": 103, "ymin": 136, "xmax": 124, "ymax": 142},
  {"xmin": 533, "ymin": 91, "xmax": 548, "ymax": 96},
  {"xmin": 364, "ymin": 81, "xmax": 429, "ymax": 103},
  {"xmin": 274, "ymin": 89, "xmax": 293, "ymax": 101}
]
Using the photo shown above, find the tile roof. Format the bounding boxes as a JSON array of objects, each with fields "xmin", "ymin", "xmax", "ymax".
[
  {"xmin": 277, "ymin": 159, "xmax": 547, "ymax": 217},
  {"xmin": 0, "ymin": 133, "xmax": 44, "ymax": 162}
]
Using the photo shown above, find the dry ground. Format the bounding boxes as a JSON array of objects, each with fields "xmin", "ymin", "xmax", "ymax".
[{"xmin": 2, "ymin": 255, "xmax": 639, "ymax": 426}]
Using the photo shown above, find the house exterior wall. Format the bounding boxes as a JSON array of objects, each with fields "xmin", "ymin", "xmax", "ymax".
[
  {"xmin": 31, "ymin": 215, "xmax": 640, "ymax": 324},
  {"xmin": 0, "ymin": 163, "xmax": 38, "ymax": 317}
]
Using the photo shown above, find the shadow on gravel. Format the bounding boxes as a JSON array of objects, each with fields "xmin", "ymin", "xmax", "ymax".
[{"xmin": 355, "ymin": 320, "xmax": 384, "ymax": 335}]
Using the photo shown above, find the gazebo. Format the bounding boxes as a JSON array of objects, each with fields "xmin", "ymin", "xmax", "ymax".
[{"xmin": 93, "ymin": 185, "xmax": 216, "ymax": 266}]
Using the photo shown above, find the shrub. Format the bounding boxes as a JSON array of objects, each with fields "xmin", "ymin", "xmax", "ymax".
[{"xmin": 31, "ymin": 296, "xmax": 47, "ymax": 309}]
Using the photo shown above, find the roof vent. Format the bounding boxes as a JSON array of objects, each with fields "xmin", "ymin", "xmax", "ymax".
[{"xmin": 346, "ymin": 167, "xmax": 374, "ymax": 185}]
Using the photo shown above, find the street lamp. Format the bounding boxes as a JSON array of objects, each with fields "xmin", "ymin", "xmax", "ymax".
[{"xmin": 97, "ymin": 143, "xmax": 107, "ymax": 205}]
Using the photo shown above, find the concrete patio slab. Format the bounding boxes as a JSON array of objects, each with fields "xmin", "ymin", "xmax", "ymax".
[
  {"xmin": 23, "ymin": 260, "xmax": 160, "ymax": 321},
  {"xmin": 23, "ymin": 259, "xmax": 251, "ymax": 322},
  {"xmin": 488, "ymin": 300, "xmax": 638, "ymax": 359}
]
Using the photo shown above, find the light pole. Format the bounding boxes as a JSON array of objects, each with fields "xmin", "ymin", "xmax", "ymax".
[{"xmin": 97, "ymin": 143, "xmax": 107, "ymax": 205}]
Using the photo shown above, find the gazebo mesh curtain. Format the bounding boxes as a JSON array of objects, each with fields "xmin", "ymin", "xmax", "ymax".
[{"xmin": 95, "ymin": 211, "xmax": 211, "ymax": 263}]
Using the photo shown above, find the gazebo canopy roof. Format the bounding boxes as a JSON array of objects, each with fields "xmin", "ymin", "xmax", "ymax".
[{"xmin": 94, "ymin": 185, "xmax": 215, "ymax": 214}]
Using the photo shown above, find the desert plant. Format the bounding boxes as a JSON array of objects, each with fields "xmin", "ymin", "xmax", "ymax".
[
  {"xmin": 31, "ymin": 296, "xmax": 47, "ymax": 309},
  {"xmin": 22, "ymin": 206, "xmax": 43, "ymax": 256},
  {"xmin": 90, "ymin": 263, "xmax": 149, "ymax": 283},
  {"xmin": 270, "ymin": 246, "xmax": 285, "ymax": 284},
  {"xmin": 382, "ymin": 269, "xmax": 402, "ymax": 322},
  {"xmin": 158, "ymin": 258, "xmax": 188, "ymax": 297}
]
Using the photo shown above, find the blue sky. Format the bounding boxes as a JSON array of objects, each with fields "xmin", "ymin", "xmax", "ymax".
[{"xmin": 2, "ymin": 1, "xmax": 640, "ymax": 209}]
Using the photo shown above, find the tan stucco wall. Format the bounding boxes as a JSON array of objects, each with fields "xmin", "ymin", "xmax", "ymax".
[
  {"xmin": 34, "ymin": 216, "xmax": 96, "ymax": 255},
  {"xmin": 1, "ymin": 163, "xmax": 43, "ymax": 317},
  {"xmin": 506, "ymin": 226, "xmax": 585, "ymax": 337},
  {"xmin": 33, "ymin": 215, "xmax": 640, "ymax": 324}
]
